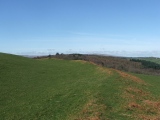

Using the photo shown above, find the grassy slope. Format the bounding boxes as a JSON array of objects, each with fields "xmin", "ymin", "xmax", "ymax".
[
  {"xmin": 0, "ymin": 53, "xmax": 160, "ymax": 120},
  {"xmin": 138, "ymin": 57, "xmax": 160, "ymax": 64},
  {"xmin": 133, "ymin": 73, "xmax": 160, "ymax": 96}
]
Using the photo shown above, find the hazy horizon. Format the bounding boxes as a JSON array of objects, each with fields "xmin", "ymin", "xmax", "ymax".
[{"xmin": 1, "ymin": 0, "xmax": 160, "ymax": 57}]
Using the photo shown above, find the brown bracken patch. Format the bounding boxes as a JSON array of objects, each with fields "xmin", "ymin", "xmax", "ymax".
[
  {"xmin": 96, "ymin": 67, "xmax": 113, "ymax": 75},
  {"xmin": 139, "ymin": 114, "xmax": 160, "ymax": 120},
  {"xmin": 73, "ymin": 60, "xmax": 88, "ymax": 64},
  {"xmin": 143, "ymin": 100, "xmax": 160, "ymax": 108},
  {"xmin": 128, "ymin": 102, "xmax": 141, "ymax": 109},
  {"xmin": 115, "ymin": 69, "xmax": 160, "ymax": 119},
  {"xmin": 76, "ymin": 99, "xmax": 107, "ymax": 120},
  {"xmin": 126, "ymin": 87, "xmax": 149, "ymax": 97},
  {"xmin": 114, "ymin": 69, "xmax": 147, "ymax": 85}
]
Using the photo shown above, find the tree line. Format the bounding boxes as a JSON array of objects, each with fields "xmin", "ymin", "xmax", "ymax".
[
  {"xmin": 130, "ymin": 59, "xmax": 160, "ymax": 70},
  {"xmin": 35, "ymin": 53, "xmax": 160, "ymax": 76}
]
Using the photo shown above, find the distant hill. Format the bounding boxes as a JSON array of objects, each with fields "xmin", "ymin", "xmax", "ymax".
[
  {"xmin": 137, "ymin": 57, "xmax": 160, "ymax": 65},
  {"xmin": 51, "ymin": 54, "xmax": 160, "ymax": 75},
  {"xmin": 1, "ymin": 53, "xmax": 160, "ymax": 119}
]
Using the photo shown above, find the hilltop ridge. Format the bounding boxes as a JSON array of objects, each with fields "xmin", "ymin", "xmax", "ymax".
[
  {"xmin": 37, "ymin": 53, "xmax": 160, "ymax": 75},
  {"xmin": 0, "ymin": 53, "xmax": 160, "ymax": 119}
]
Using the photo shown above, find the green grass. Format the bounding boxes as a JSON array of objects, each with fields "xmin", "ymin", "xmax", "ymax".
[
  {"xmin": 138, "ymin": 57, "xmax": 160, "ymax": 64},
  {"xmin": 133, "ymin": 73, "xmax": 160, "ymax": 96},
  {"xmin": 0, "ymin": 53, "xmax": 160, "ymax": 120},
  {"xmin": 0, "ymin": 53, "xmax": 114, "ymax": 119}
]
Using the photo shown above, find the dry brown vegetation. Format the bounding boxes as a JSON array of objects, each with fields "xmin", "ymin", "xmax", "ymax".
[
  {"xmin": 115, "ymin": 69, "xmax": 147, "ymax": 85},
  {"xmin": 34, "ymin": 54, "xmax": 160, "ymax": 119},
  {"xmin": 76, "ymin": 99, "xmax": 107, "ymax": 120},
  {"xmin": 115, "ymin": 70, "xmax": 160, "ymax": 120},
  {"xmin": 47, "ymin": 54, "xmax": 160, "ymax": 75}
]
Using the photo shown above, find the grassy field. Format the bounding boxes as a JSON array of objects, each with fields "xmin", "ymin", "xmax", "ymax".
[
  {"xmin": 133, "ymin": 73, "xmax": 160, "ymax": 96},
  {"xmin": 0, "ymin": 53, "xmax": 160, "ymax": 120},
  {"xmin": 138, "ymin": 57, "xmax": 160, "ymax": 64}
]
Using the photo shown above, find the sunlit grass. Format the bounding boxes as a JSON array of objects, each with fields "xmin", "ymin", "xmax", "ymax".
[{"xmin": 0, "ymin": 53, "xmax": 160, "ymax": 120}]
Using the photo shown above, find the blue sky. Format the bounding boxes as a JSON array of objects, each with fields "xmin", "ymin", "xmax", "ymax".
[{"xmin": 0, "ymin": 0, "xmax": 160, "ymax": 57}]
